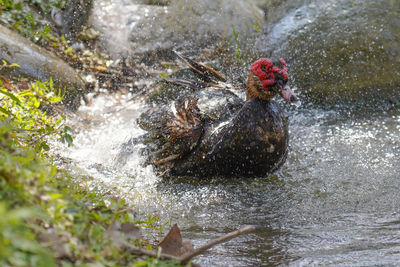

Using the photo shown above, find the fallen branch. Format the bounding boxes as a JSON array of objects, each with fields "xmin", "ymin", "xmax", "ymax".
[
  {"xmin": 123, "ymin": 225, "xmax": 255, "ymax": 266},
  {"xmin": 123, "ymin": 243, "xmax": 180, "ymax": 261},
  {"xmin": 179, "ymin": 225, "xmax": 255, "ymax": 264}
]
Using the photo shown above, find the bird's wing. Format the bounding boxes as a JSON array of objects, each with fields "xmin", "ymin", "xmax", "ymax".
[{"xmin": 139, "ymin": 98, "xmax": 204, "ymax": 166}]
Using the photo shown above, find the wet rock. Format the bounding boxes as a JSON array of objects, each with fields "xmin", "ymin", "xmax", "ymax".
[
  {"xmin": 91, "ymin": 0, "xmax": 264, "ymax": 60},
  {"xmin": 256, "ymin": 0, "xmax": 400, "ymax": 108},
  {"xmin": 59, "ymin": 0, "xmax": 93, "ymax": 39},
  {"xmin": 146, "ymin": 68, "xmax": 205, "ymax": 104},
  {"xmin": 0, "ymin": 25, "xmax": 85, "ymax": 106}
]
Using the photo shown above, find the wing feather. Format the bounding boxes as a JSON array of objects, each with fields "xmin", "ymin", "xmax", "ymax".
[{"xmin": 140, "ymin": 98, "xmax": 203, "ymax": 167}]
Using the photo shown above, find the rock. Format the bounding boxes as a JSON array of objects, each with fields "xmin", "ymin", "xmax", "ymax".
[
  {"xmin": 256, "ymin": 0, "xmax": 400, "ymax": 108},
  {"xmin": 0, "ymin": 25, "xmax": 85, "ymax": 106},
  {"xmin": 91, "ymin": 0, "xmax": 264, "ymax": 61},
  {"xmin": 59, "ymin": 0, "xmax": 94, "ymax": 39}
]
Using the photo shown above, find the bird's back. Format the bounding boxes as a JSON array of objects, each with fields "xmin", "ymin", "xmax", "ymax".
[{"xmin": 171, "ymin": 98, "xmax": 289, "ymax": 177}]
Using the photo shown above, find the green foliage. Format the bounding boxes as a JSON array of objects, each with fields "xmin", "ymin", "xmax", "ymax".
[
  {"xmin": 0, "ymin": 74, "xmax": 66, "ymax": 265},
  {"xmin": 0, "ymin": 0, "xmax": 66, "ymax": 45},
  {"xmin": 250, "ymin": 20, "xmax": 261, "ymax": 32},
  {"xmin": 0, "ymin": 119, "xmax": 182, "ymax": 266},
  {"xmin": 0, "ymin": 122, "xmax": 56, "ymax": 266},
  {"xmin": 0, "ymin": 2, "xmax": 184, "ymax": 265},
  {"xmin": 0, "ymin": 73, "xmax": 73, "ymax": 153},
  {"xmin": 0, "ymin": 74, "xmax": 65, "ymax": 266},
  {"xmin": 0, "ymin": 71, "xmax": 183, "ymax": 266},
  {"xmin": 0, "ymin": 203, "xmax": 55, "ymax": 266},
  {"xmin": 230, "ymin": 26, "xmax": 241, "ymax": 60}
]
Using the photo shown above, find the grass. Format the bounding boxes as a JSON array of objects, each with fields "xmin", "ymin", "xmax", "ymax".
[{"xmin": 0, "ymin": 72, "xmax": 187, "ymax": 266}]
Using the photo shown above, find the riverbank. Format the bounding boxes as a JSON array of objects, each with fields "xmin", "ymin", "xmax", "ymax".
[{"xmin": 0, "ymin": 1, "xmax": 191, "ymax": 266}]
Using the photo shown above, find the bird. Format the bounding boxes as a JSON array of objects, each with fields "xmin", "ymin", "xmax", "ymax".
[{"xmin": 138, "ymin": 52, "xmax": 297, "ymax": 178}]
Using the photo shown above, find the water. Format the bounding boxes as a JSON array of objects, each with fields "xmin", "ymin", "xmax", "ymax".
[
  {"xmin": 56, "ymin": 0, "xmax": 400, "ymax": 265},
  {"xmin": 53, "ymin": 91, "xmax": 400, "ymax": 266}
]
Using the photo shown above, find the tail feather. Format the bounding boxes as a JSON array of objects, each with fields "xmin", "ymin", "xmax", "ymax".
[{"xmin": 173, "ymin": 50, "xmax": 227, "ymax": 83}]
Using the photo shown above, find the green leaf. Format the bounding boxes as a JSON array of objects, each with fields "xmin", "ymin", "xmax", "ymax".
[
  {"xmin": 0, "ymin": 89, "xmax": 21, "ymax": 104},
  {"xmin": 63, "ymin": 125, "xmax": 73, "ymax": 133},
  {"xmin": 49, "ymin": 77, "xmax": 54, "ymax": 90},
  {"xmin": 39, "ymin": 142, "xmax": 50, "ymax": 151},
  {"xmin": 49, "ymin": 193, "xmax": 63, "ymax": 200},
  {"xmin": 0, "ymin": 106, "xmax": 11, "ymax": 115},
  {"xmin": 10, "ymin": 63, "xmax": 21, "ymax": 68},
  {"xmin": 18, "ymin": 90, "xmax": 33, "ymax": 97},
  {"xmin": 64, "ymin": 47, "xmax": 74, "ymax": 55},
  {"xmin": 63, "ymin": 133, "xmax": 73, "ymax": 146},
  {"xmin": 134, "ymin": 262, "xmax": 148, "ymax": 267},
  {"xmin": 250, "ymin": 21, "xmax": 261, "ymax": 32},
  {"xmin": 10, "ymin": 207, "xmax": 39, "ymax": 220}
]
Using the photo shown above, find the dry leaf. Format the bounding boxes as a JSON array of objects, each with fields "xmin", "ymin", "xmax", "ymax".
[{"xmin": 158, "ymin": 224, "xmax": 194, "ymax": 256}]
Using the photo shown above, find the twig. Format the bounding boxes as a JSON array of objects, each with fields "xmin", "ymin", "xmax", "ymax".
[
  {"xmin": 179, "ymin": 225, "xmax": 255, "ymax": 264},
  {"xmin": 123, "ymin": 243, "xmax": 180, "ymax": 261},
  {"xmin": 122, "ymin": 225, "xmax": 254, "ymax": 265},
  {"xmin": 153, "ymin": 154, "xmax": 180, "ymax": 165}
]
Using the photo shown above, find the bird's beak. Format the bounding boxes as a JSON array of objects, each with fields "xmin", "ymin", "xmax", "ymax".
[{"xmin": 280, "ymin": 85, "xmax": 298, "ymax": 103}]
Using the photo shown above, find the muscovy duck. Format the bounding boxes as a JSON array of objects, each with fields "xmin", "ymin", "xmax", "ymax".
[{"xmin": 139, "ymin": 53, "xmax": 297, "ymax": 177}]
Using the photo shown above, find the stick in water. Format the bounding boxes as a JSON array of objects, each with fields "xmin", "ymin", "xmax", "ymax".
[{"xmin": 179, "ymin": 225, "xmax": 255, "ymax": 264}]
